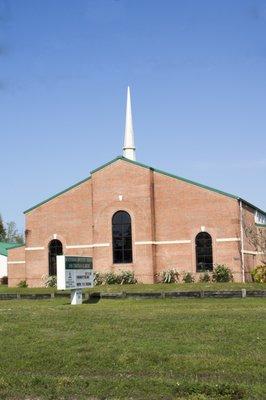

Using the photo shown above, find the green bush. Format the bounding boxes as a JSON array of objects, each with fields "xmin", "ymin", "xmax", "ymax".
[
  {"xmin": 182, "ymin": 272, "xmax": 195, "ymax": 283},
  {"xmin": 199, "ymin": 271, "xmax": 211, "ymax": 282},
  {"xmin": 45, "ymin": 275, "xmax": 57, "ymax": 288},
  {"xmin": 0, "ymin": 276, "xmax": 8, "ymax": 285},
  {"xmin": 251, "ymin": 265, "xmax": 266, "ymax": 283},
  {"xmin": 104, "ymin": 272, "xmax": 120, "ymax": 284},
  {"xmin": 93, "ymin": 272, "xmax": 105, "ymax": 286},
  {"xmin": 212, "ymin": 264, "xmax": 233, "ymax": 282},
  {"xmin": 18, "ymin": 280, "xmax": 28, "ymax": 288},
  {"xmin": 119, "ymin": 270, "xmax": 137, "ymax": 284},
  {"xmin": 100, "ymin": 271, "xmax": 138, "ymax": 285},
  {"xmin": 160, "ymin": 269, "xmax": 179, "ymax": 283},
  {"xmin": 41, "ymin": 274, "xmax": 57, "ymax": 288}
]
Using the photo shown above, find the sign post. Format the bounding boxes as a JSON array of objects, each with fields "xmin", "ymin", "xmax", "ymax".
[{"xmin": 57, "ymin": 256, "xmax": 93, "ymax": 305}]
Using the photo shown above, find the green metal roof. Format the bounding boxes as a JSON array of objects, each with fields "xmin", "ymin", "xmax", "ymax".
[
  {"xmin": 24, "ymin": 156, "xmax": 266, "ymax": 216},
  {"xmin": 0, "ymin": 242, "xmax": 24, "ymax": 257}
]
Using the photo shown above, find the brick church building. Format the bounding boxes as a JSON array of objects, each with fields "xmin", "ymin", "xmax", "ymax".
[{"xmin": 8, "ymin": 88, "xmax": 266, "ymax": 286}]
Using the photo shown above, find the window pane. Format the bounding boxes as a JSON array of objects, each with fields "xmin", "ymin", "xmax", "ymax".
[
  {"xmin": 124, "ymin": 250, "xmax": 132, "ymax": 263},
  {"xmin": 113, "ymin": 239, "xmax": 123, "ymax": 250},
  {"xmin": 112, "ymin": 211, "xmax": 133, "ymax": 264},
  {"xmin": 121, "ymin": 212, "xmax": 131, "ymax": 224},
  {"xmin": 195, "ymin": 232, "xmax": 213, "ymax": 272},
  {"xmin": 112, "ymin": 212, "xmax": 123, "ymax": 225},
  {"xmin": 113, "ymin": 250, "xmax": 123, "ymax": 263},
  {"xmin": 49, "ymin": 240, "xmax": 63, "ymax": 276}
]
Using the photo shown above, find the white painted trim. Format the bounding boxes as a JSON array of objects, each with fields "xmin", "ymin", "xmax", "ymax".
[
  {"xmin": 135, "ymin": 240, "xmax": 191, "ymax": 245},
  {"xmin": 242, "ymin": 250, "xmax": 265, "ymax": 255},
  {"xmin": 67, "ymin": 245, "xmax": 89, "ymax": 249},
  {"xmin": 66, "ymin": 243, "xmax": 110, "ymax": 249},
  {"xmin": 135, "ymin": 241, "xmax": 155, "ymax": 245},
  {"xmin": 25, "ymin": 247, "xmax": 45, "ymax": 251},
  {"xmin": 7, "ymin": 261, "xmax": 26, "ymax": 264},
  {"xmin": 66, "ymin": 245, "xmax": 92, "ymax": 249},
  {"xmin": 216, "ymin": 238, "xmax": 240, "ymax": 242}
]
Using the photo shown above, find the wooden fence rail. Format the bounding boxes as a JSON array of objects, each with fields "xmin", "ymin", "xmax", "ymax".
[{"xmin": 0, "ymin": 290, "xmax": 265, "ymax": 301}]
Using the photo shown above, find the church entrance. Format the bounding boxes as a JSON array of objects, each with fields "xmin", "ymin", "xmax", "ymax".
[{"xmin": 48, "ymin": 239, "xmax": 63, "ymax": 276}]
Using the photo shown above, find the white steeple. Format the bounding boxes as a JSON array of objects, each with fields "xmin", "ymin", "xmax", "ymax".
[{"xmin": 123, "ymin": 86, "xmax": 136, "ymax": 161}]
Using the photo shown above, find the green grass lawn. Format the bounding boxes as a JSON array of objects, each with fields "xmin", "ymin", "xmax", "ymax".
[
  {"xmin": 0, "ymin": 297, "xmax": 265, "ymax": 400},
  {"xmin": 0, "ymin": 281, "xmax": 265, "ymax": 294}
]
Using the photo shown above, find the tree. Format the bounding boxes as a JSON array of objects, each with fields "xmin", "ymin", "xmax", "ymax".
[
  {"xmin": 0, "ymin": 215, "xmax": 24, "ymax": 244},
  {"xmin": 0, "ymin": 214, "xmax": 6, "ymax": 241},
  {"xmin": 5, "ymin": 221, "xmax": 24, "ymax": 244},
  {"xmin": 244, "ymin": 224, "xmax": 266, "ymax": 265}
]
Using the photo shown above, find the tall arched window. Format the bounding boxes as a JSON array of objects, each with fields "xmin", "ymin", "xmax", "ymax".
[
  {"xmin": 48, "ymin": 239, "xmax": 63, "ymax": 276},
  {"xmin": 112, "ymin": 211, "xmax": 132, "ymax": 264},
  {"xmin": 195, "ymin": 232, "xmax": 213, "ymax": 272}
]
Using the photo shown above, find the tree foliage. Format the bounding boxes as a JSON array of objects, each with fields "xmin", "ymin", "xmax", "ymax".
[
  {"xmin": 0, "ymin": 214, "xmax": 6, "ymax": 241},
  {"xmin": 244, "ymin": 223, "xmax": 266, "ymax": 265},
  {"xmin": 0, "ymin": 214, "xmax": 24, "ymax": 244}
]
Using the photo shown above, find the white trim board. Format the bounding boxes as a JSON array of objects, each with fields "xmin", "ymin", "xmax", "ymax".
[
  {"xmin": 216, "ymin": 238, "xmax": 240, "ymax": 242},
  {"xmin": 66, "ymin": 243, "xmax": 110, "ymax": 249},
  {"xmin": 242, "ymin": 250, "xmax": 265, "ymax": 255},
  {"xmin": 135, "ymin": 240, "xmax": 191, "ymax": 245},
  {"xmin": 7, "ymin": 261, "xmax": 26, "ymax": 264},
  {"xmin": 25, "ymin": 247, "xmax": 45, "ymax": 251}
]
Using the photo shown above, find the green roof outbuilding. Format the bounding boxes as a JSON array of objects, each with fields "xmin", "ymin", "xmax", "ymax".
[{"xmin": 0, "ymin": 242, "xmax": 23, "ymax": 257}]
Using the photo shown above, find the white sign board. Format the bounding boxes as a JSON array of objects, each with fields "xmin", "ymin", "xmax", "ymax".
[{"xmin": 57, "ymin": 255, "xmax": 93, "ymax": 291}]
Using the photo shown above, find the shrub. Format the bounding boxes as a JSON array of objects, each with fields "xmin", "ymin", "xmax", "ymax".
[
  {"xmin": 199, "ymin": 271, "xmax": 211, "ymax": 283},
  {"xmin": 93, "ymin": 272, "xmax": 105, "ymax": 286},
  {"xmin": 0, "ymin": 276, "xmax": 8, "ymax": 285},
  {"xmin": 182, "ymin": 272, "xmax": 195, "ymax": 283},
  {"xmin": 212, "ymin": 264, "xmax": 233, "ymax": 282},
  {"xmin": 18, "ymin": 280, "xmax": 28, "ymax": 288},
  {"xmin": 160, "ymin": 269, "xmax": 179, "ymax": 283},
  {"xmin": 104, "ymin": 272, "xmax": 121, "ymax": 285},
  {"xmin": 251, "ymin": 265, "xmax": 266, "ymax": 283},
  {"xmin": 43, "ymin": 275, "xmax": 57, "ymax": 287},
  {"xmin": 119, "ymin": 270, "xmax": 137, "ymax": 284},
  {"xmin": 94, "ymin": 271, "xmax": 137, "ymax": 285}
]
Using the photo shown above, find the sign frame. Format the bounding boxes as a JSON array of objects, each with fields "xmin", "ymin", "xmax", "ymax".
[{"xmin": 57, "ymin": 255, "xmax": 93, "ymax": 304}]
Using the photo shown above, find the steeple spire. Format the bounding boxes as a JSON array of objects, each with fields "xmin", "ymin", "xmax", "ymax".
[{"xmin": 123, "ymin": 86, "xmax": 136, "ymax": 161}]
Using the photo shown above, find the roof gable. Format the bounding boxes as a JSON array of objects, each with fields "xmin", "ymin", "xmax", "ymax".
[{"xmin": 24, "ymin": 156, "xmax": 266, "ymax": 216}]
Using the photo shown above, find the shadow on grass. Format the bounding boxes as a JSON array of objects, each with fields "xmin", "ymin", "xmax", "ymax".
[
  {"xmin": 60, "ymin": 298, "xmax": 101, "ymax": 305},
  {"xmin": 83, "ymin": 297, "xmax": 101, "ymax": 304}
]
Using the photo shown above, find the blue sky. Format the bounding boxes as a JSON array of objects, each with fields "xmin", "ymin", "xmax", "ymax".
[{"xmin": 1, "ymin": 0, "xmax": 266, "ymax": 230}]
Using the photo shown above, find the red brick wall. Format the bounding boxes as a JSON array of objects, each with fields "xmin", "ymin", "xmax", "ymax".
[
  {"xmin": 24, "ymin": 179, "xmax": 93, "ymax": 287},
  {"xmin": 153, "ymin": 171, "xmax": 242, "ymax": 280},
  {"xmin": 7, "ymin": 159, "xmax": 252, "ymax": 286},
  {"xmin": 90, "ymin": 161, "xmax": 155, "ymax": 282},
  {"xmin": 7, "ymin": 246, "xmax": 26, "ymax": 287}
]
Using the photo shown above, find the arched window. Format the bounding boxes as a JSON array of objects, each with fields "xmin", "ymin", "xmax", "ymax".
[
  {"xmin": 195, "ymin": 232, "xmax": 213, "ymax": 272},
  {"xmin": 48, "ymin": 239, "xmax": 63, "ymax": 276},
  {"xmin": 112, "ymin": 211, "xmax": 132, "ymax": 264}
]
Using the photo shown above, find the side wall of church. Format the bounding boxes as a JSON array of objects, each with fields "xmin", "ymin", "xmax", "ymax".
[
  {"xmin": 7, "ymin": 246, "xmax": 26, "ymax": 287},
  {"xmin": 152, "ymin": 171, "xmax": 243, "ymax": 281}
]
